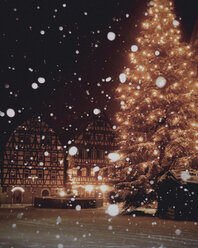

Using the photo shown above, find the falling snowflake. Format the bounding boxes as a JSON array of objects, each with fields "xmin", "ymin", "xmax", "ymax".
[
  {"xmin": 6, "ymin": 108, "xmax": 15, "ymax": 118},
  {"xmin": 181, "ymin": 170, "xmax": 190, "ymax": 181},
  {"xmin": 107, "ymin": 32, "xmax": 116, "ymax": 41},
  {"xmin": 56, "ymin": 216, "xmax": 62, "ymax": 225},
  {"xmin": 107, "ymin": 204, "xmax": 119, "ymax": 217},
  {"xmin": 75, "ymin": 205, "xmax": 81, "ymax": 211},
  {"xmin": 57, "ymin": 244, "xmax": 63, "ymax": 248},
  {"xmin": 31, "ymin": 83, "xmax": 38, "ymax": 89},
  {"xmin": 155, "ymin": 50, "xmax": 160, "ymax": 56},
  {"xmin": 106, "ymin": 77, "xmax": 112, "ymax": 82},
  {"xmin": 173, "ymin": 20, "xmax": 179, "ymax": 27},
  {"xmin": 119, "ymin": 73, "xmax": 126, "ymax": 83},
  {"xmin": 175, "ymin": 229, "xmax": 182, "ymax": 235},
  {"xmin": 93, "ymin": 108, "xmax": 101, "ymax": 115},
  {"xmin": 38, "ymin": 77, "xmax": 45, "ymax": 84},
  {"xmin": 68, "ymin": 146, "xmax": 78, "ymax": 156},
  {"xmin": 40, "ymin": 30, "xmax": 45, "ymax": 35},
  {"xmin": 156, "ymin": 76, "xmax": 166, "ymax": 88},
  {"xmin": 131, "ymin": 45, "xmax": 138, "ymax": 52}
]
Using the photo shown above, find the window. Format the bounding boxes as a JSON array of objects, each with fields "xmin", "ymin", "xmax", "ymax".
[
  {"xmin": 37, "ymin": 170, "xmax": 44, "ymax": 179},
  {"xmin": 84, "ymin": 134, "xmax": 90, "ymax": 140},
  {"xmin": 72, "ymin": 168, "xmax": 78, "ymax": 176},
  {"xmin": 38, "ymin": 152, "xmax": 44, "ymax": 162},
  {"xmin": 96, "ymin": 150, "xmax": 100, "ymax": 159},
  {"xmin": 24, "ymin": 135, "xmax": 31, "ymax": 144},
  {"xmin": 44, "ymin": 135, "xmax": 51, "ymax": 145},
  {"xmin": 11, "ymin": 152, "xmax": 17, "ymax": 161},
  {"xmin": 42, "ymin": 190, "xmax": 49, "ymax": 197},
  {"xmin": 81, "ymin": 168, "xmax": 87, "ymax": 177},
  {"xmin": 97, "ymin": 121, "xmax": 104, "ymax": 127},
  {"xmin": 51, "ymin": 170, "xmax": 57, "ymax": 180},
  {"xmin": 24, "ymin": 152, "xmax": 30, "ymax": 161},
  {"xmin": 24, "ymin": 169, "xmax": 30, "ymax": 179},
  {"xmin": 18, "ymin": 134, "xmax": 24, "ymax": 143},
  {"xmin": 10, "ymin": 170, "xmax": 16, "ymax": 179},
  {"xmin": 51, "ymin": 153, "xmax": 57, "ymax": 162},
  {"xmin": 90, "ymin": 168, "xmax": 95, "ymax": 177},
  {"xmin": 87, "ymin": 149, "xmax": 91, "ymax": 159}
]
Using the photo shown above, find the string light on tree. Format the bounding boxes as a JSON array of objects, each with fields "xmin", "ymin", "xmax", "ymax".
[{"xmin": 113, "ymin": 0, "xmax": 198, "ymax": 210}]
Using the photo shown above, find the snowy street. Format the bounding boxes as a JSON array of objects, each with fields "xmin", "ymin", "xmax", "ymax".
[{"xmin": 0, "ymin": 207, "xmax": 198, "ymax": 248}]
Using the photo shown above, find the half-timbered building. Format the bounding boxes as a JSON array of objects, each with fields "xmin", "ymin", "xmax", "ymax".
[
  {"xmin": 67, "ymin": 112, "xmax": 118, "ymax": 198},
  {"xmin": 1, "ymin": 116, "xmax": 66, "ymax": 204}
]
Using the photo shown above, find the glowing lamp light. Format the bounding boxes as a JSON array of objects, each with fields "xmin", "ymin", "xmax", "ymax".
[
  {"xmin": 156, "ymin": 76, "xmax": 167, "ymax": 88},
  {"xmin": 68, "ymin": 146, "xmax": 78, "ymax": 156},
  {"xmin": 100, "ymin": 185, "xmax": 108, "ymax": 192},
  {"xmin": 85, "ymin": 185, "xmax": 93, "ymax": 192},
  {"xmin": 131, "ymin": 45, "xmax": 138, "ymax": 52},
  {"xmin": 107, "ymin": 204, "xmax": 119, "ymax": 217},
  {"xmin": 59, "ymin": 190, "xmax": 66, "ymax": 197},
  {"xmin": 73, "ymin": 189, "xmax": 78, "ymax": 195},
  {"xmin": 108, "ymin": 153, "xmax": 120, "ymax": 162}
]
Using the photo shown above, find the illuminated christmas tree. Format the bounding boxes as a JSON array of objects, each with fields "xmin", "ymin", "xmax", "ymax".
[{"xmin": 114, "ymin": 0, "xmax": 198, "ymax": 208}]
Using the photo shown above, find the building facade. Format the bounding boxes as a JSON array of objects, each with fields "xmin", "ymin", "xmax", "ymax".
[
  {"xmin": 67, "ymin": 112, "xmax": 118, "ymax": 198},
  {"xmin": 0, "ymin": 116, "xmax": 66, "ymax": 204}
]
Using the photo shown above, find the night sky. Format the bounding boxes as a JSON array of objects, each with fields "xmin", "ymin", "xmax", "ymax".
[{"xmin": 0, "ymin": 0, "xmax": 197, "ymax": 150}]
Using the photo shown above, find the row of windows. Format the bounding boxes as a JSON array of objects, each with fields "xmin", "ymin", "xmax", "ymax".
[
  {"xmin": 77, "ymin": 149, "xmax": 105, "ymax": 160},
  {"xmin": 9, "ymin": 169, "xmax": 58, "ymax": 180},
  {"xmin": 8, "ymin": 152, "xmax": 63, "ymax": 163},
  {"xmin": 83, "ymin": 134, "xmax": 114, "ymax": 142},
  {"xmin": 15, "ymin": 134, "xmax": 55, "ymax": 145},
  {"xmin": 72, "ymin": 168, "xmax": 101, "ymax": 177}
]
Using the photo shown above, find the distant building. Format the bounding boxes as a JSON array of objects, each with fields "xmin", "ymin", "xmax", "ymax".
[
  {"xmin": 0, "ymin": 116, "xmax": 66, "ymax": 204},
  {"xmin": 157, "ymin": 170, "xmax": 198, "ymax": 220},
  {"xmin": 67, "ymin": 112, "xmax": 118, "ymax": 198}
]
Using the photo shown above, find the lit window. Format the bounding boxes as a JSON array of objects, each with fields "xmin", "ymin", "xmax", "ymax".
[
  {"xmin": 81, "ymin": 168, "xmax": 87, "ymax": 177},
  {"xmin": 51, "ymin": 170, "xmax": 56, "ymax": 180},
  {"xmin": 90, "ymin": 168, "xmax": 95, "ymax": 177},
  {"xmin": 24, "ymin": 169, "xmax": 30, "ymax": 179},
  {"xmin": 37, "ymin": 170, "xmax": 44, "ymax": 179},
  {"xmin": 72, "ymin": 168, "xmax": 78, "ymax": 176}
]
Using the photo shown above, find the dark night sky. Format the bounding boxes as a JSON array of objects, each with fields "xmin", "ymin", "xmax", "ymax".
[{"xmin": 0, "ymin": 0, "xmax": 197, "ymax": 150}]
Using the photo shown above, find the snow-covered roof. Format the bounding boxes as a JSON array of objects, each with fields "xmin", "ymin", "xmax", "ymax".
[{"xmin": 159, "ymin": 169, "xmax": 198, "ymax": 184}]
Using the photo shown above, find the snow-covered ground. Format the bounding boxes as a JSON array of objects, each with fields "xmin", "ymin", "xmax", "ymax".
[{"xmin": 0, "ymin": 206, "xmax": 198, "ymax": 248}]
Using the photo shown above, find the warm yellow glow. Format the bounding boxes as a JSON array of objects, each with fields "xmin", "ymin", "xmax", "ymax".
[
  {"xmin": 85, "ymin": 185, "xmax": 93, "ymax": 192},
  {"xmin": 154, "ymin": 150, "xmax": 158, "ymax": 155},
  {"xmin": 73, "ymin": 189, "xmax": 78, "ymax": 195},
  {"xmin": 59, "ymin": 190, "xmax": 66, "ymax": 197},
  {"xmin": 100, "ymin": 185, "xmax": 108, "ymax": 192},
  {"xmin": 138, "ymin": 137, "xmax": 143, "ymax": 142}
]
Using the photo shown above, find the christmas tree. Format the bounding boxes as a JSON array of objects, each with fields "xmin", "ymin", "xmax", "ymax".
[{"xmin": 113, "ymin": 0, "xmax": 198, "ymax": 209}]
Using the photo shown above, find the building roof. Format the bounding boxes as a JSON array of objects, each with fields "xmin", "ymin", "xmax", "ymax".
[{"xmin": 159, "ymin": 169, "xmax": 198, "ymax": 184}]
